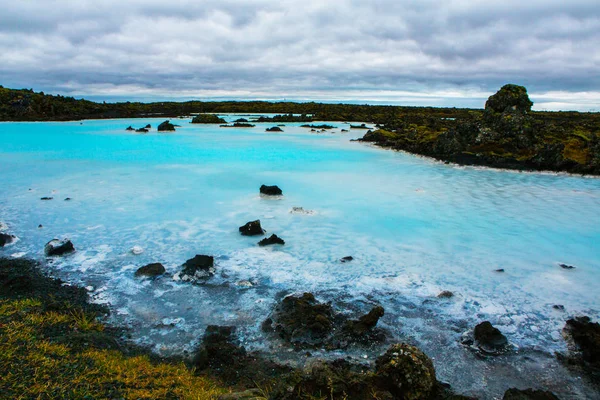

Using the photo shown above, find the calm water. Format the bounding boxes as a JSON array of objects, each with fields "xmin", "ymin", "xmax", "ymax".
[{"xmin": 1, "ymin": 117, "xmax": 599, "ymax": 398}]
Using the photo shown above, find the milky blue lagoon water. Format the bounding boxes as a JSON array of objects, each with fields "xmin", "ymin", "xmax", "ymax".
[{"xmin": 1, "ymin": 117, "xmax": 599, "ymax": 398}]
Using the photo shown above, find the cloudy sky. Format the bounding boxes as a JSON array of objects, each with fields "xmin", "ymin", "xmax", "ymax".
[{"xmin": 1, "ymin": 0, "xmax": 599, "ymax": 110}]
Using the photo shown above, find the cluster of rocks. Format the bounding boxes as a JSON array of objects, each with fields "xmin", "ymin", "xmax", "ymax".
[
  {"xmin": 0, "ymin": 222, "xmax": 16, "ymax": 248},
  {"xmin": 126, "ymin": 124, "xmax": 152, "ymax": 133}
]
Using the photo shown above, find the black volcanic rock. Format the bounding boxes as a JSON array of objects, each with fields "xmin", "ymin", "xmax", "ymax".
[
  {"xmin": 181, "ymin": 255, "xmax": 215, "ymax": 280},
  {"xmin": 239, "ymin": 220, "xmax": 265, "ymax": 236},
  {"xmin": 135, "ymin": 128, "xmax": 149, "ymax": 133},
  {"xmin": 135, "ymin": 263, "xmax": 166, "ymax": 278},
  {"xmin": 44, "ymin": 239, "xmax": 75, "ymax": 256},
  {"xmin": 125, "ymin": 125, "xmax": 134, "ymax": 131},
  {"xmin": 564, "ymin": 316, "xmax": 600, "ymax": 365},
  {"xmin": 266, "ymin": 126, "xmax": 283, "ymax": 132},
  {"xmin": 474, "ymin": 321, "xmax": 508, "ymax": 351},
  {"xmin": 258, "ymin": 234, "xmax": 285, "ymax": 246},
  {"xmin": 485, "ymin": 84, "xmax": 533, "ymax": 114},
  {"xmin": 340, "ymin": 256, "xmax": 353, "ymax": 263},
  {"xmin": 0, "ymin": 233, "xmax": 16, "ymax": 247},
  {"xmin": 503, "ymin": 388, "xmax": 560, "ymax": 400},
  {"xmin": 157, "ymin": 120, "xmax": 176, "ymax": 131},
  {"xmin": 260, "ymin": 185, "xmax": 282, "ymax": 196},
  {"xmin": 192, "ymin": 114, "xmax": 226, "ymax": 124}
]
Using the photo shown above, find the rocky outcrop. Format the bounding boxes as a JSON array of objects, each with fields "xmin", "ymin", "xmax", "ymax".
[
  {"xmin": 485, "ymin": 84, "xmax": 533, "ymax": 114},
  {"xmin": 194, "ymin": 325, "xmax": 247, "ymax": 370},
  {"xmin": 258, "ymin": 234, "xmax": 285, "ymax": 246},
  {"xmin": 125, "ymin": 125, "xmax": 134, "ymax": 131},
  {"xmin": 340, "ymin": 256, "xmax": 353, "ymax": 262},
  {"xmin": 135, "ymin": 127, "xmax": 148, "ymax": 133},
  {"xmin": 134, "ymin": 263, "xmax": 165, "ymax": 278},
  {"xmin": 178, "ymin": 255, "xmax": 215, "ymax": 281},
  {"xmin": 259, "ymin": 185, "xmax": 282, "ymax": 196},
  {"xmin": 44, "ymin": 239, "xmax": 75, "ymax": 256},
  {"xmin": 40, "ymin": 197, "xmax": 53, "ymax": 201},
  {"xmin": 191, "ymin": 114, "xmax": 226, "ymax": 124},
  {"xmin": 563, "ymin": 316, "xmax": 600, "ymax": 371},
  {"xmin": 157, "ymin": 120, "xmax": 176, "ymax": 131},
  {"xmin": 0, "ymin": 233, "xmax": 16, "ymax": 247},
  {"xmin": 503, "ymin": 388, "xmax": 560, "ymax": 400},
  {"xmin": 437, "ymin": 290, "xmax": 454, "ymax": 298},
  {"xmin": 266, "ymin": 126, "xmax": 283, "ymax": 132},
  {"xmin": 473, "ymin": 321, "xmax": 508, "ymax": 353},
  {"xmin": 239, "ymin": 220, "xmax": 265, "ymax": 236},
  {"xmin": 339, "ymin": 306, "xmax": 386, "ymax": 345}
]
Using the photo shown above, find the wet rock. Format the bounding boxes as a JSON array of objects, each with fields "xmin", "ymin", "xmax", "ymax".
[
  {"xmin": 144, "ymin": 124, "xmax": 151, "ymax": 129},
  {"xmin": 503, "ymin": 388, "xmax": 560, "ymax": 400},
  {"xmin": 134, "ymin": 263, "xmax": 165, "ymax": 278},
  {"xmin": 350, "ymin": 123, "xmax": 372, "ymax": 129},
  {"xmin": 239, "ymin": 220, "xmax": 265, "ymax": 236},
  {"xmin": 260, "ymin": 184, "xmax": 283, "ymax": 196},
  {"xmin": 474, "ymin": 321, "xmax": 508, "ymax": 352},
  {"xmin": 135, "ymin": 127, "xmax": 149, "ymax": 133},
  {"xmin": 559, "ymin": 263, "xmax": 575, "ymax": 270},
  {"xmin": 290, "ymin": 207, "xmax": 315, "ymax": 215},
  {"xmin": 340, "ymin": 256, "xmax": 354, "ymax": 263},
  {"xmin": 341, "ymin": 129, "xmax": 349, "ymax": 132},
  {"xmin": 64, "ymin": 197, "xmax": 72, "ymax": 201},
  {"xmin": 563, "ymin": 316, "xmax": 600, "ymax": 366},
  {"xmin": 157, "ymin": 120, "xmax": 176, "ymax": 131},
  {"xmin": 180, "ymin": 255, "xmax": 215, "ymax": 280},
  {"xmin": 0, "ymin": 233, "xmax": 16, "ymax": 247},
  {"xmin": 266, "ymin": 126, "xmax": 283, "ymax": 132},
  {"xmin": 258, "ymin": 234, "xmax": 285, "ymax": 246},
  {"xmin": 495, "ymin": 269, "xmax": 505, "ymax": 272},
  {"xmin": 553, "ymin": 305, "xmax": 565, "ymax": 311},
  {"xmin": 194, "ymin": 325, "xmax": 247, "ymax": 370},
  {"xmin": 264, "ymin": 292, "xmax": 334, "ymax": 347},
  {"xmin": 340, "ymin": 306, "xmax": 385, "ymax": 344},
  {"xmin": 40, "ymin": 197, "xmax": 53, "ymax": 200},
  {"xmin": 125, "ymin": 125, "xmax": 135, "ymax": 131},
  {"xmin": 437, "ymin": 290, "xmax": 454, "ymax": 298},
  {"xmin": 375, "ymin": 343, "xmax": 437, "ymax": 400},
  {"xmin": 192, "ymin": 114, "xmax": 226, "ymax": 124},
  {"xmin": 44, "ymin": 239, "xmax": 75, "ymax": 256},
  {"xmin": 38, "ymin": 224, "xmax": 43, "ymax": 229}
]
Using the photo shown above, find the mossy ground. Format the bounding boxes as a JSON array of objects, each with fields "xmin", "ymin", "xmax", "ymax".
[{"xmin": 0, "ymin": 258, "xmax": 229, "ymax": 399}]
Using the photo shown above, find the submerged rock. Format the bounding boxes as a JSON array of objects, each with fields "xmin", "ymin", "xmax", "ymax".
[
  {"xmin": 125, "ymin": 125, "xmax": 135, "ymax": 131},
  {"xmin": 239, "ymin": 220, "xmax": 265, "ymax": 236},
  {"xmin": 179, "ymin": 255, "xmax": 215, "ymax": 280},
  {"xmin": 44, "ymin": 239, "xmax": 75, "ymax": 256},
  {"xmin": 258, "ymin": 234, "xmax": 285, "ymax": 246},
  {"xmin": 437, "ymin": 290, "xmax": 454, "ymax": 298},
  {"xmin": 0, "ymin": 233, "xmax": 16, "ymax": 247},
  {"xmin": 375, "ymin": 343, "xmax": 437, "ymax": 400},
  {"xmin": 260, "ymin": 184, "xmax": 283, "ymax": 196},
  {"xmin": 263, "ymin": 292, "xmax": 334, "ymax": 347},
  {"xmin": 340, "ymin": 256, "xmax": 354, "ymax": 263},
  {"xmin": 503, "ymin": 388, "xmax": 560, "ymax": 400},
  {"xmin": 157, "ymin": 120, "xmax": 176, "ymax": 131},
  {"xmin": 559, "ymin": 263, "xmax": 575, "ymax": 270},
  {"xmin": 473, "ymin": 321, "xmax": 508, "ymax": 352},
  {"xmin": 134, "ymin": 263, "xmax": 165, "ymax": 278}
]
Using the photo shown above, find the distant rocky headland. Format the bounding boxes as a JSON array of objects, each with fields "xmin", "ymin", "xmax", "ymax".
[{"xmin": 1, "ymin": 84, "xmax": 598, "ymax": 175}]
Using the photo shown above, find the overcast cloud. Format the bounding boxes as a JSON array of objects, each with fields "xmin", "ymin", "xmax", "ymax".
[{"xmin": 1, "ymin": 0, "xmax": 599, "ymax": 110}]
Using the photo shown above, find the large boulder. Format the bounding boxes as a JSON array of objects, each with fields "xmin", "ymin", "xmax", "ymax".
[
  {"xmin": 179, "ymin": 255, "xmax": 215, "ymax": 280},
  {"xmin": 157, "ymin": 120, "xmax": 176, "ymax": 131},
  {"xmin": 0, "ymin": 233, "xmax": 16, "ymax": 247},
  {"xmin": 266, "ymin": 126, "xmax": 283, "ymax": 132},
  {"xmin": 375, "ymin": 343, "xmax": 437, "ymax": 400},
  {"xmin": 134, "ymin": 263, "xmax": 165, "ymax": 278},
  {"xmin": 563, "ymin": 316, "xmax": 600, "ymax": 365},
  {"xmin": 44, "ymin": 239, "xmax": 75, "ymax": 256},
  {"xmin": 485, "ymin": 84, "xmax": 533, "ymax": 114},
  {"xmin": 503, "ymin": 388, "xmax": 560, "ymax": 400},
  {"xmin": 260, "ymin": 185, "xmax": 283, "ymax": 196},
  {"xmin": 191, "ymin": 114, "xmax": 226, "ymax": 124},
  {"xmin": 262, "ymin": 292, "xmax": 334, "ymax": 347},
  {"xmin": 258, "ymin": 234, "xmax": 285, "ymax": 246},
  {"xmin": 343, "ymin": 305, "xmax": 385, "ymax": 337},
  {"xmin": 474, "ymin": 321, "xmax": 508, "ymax": 352},
  {"xmin": 239, "ymin": 220, "xmax": 265, "ymax": 236}
]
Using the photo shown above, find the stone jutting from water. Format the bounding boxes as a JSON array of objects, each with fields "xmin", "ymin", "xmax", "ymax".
[
  {"xmin": 0, "ymin": 233, "xmax": 15, "ymax": 247},
  {"xmin": 259, "ymin": 184, "xmax": 283, "ymax": 196},
  {"xmin": 180, "ymin": 255, "xmax": 215, "ymax": 280},
  {"xmin": 44, "ymin": 239, "xmax": 75, "ymax": 256},
  {"xmin": 563, "ymin": 316, "xmax": 600, "ymax": 379},
  {"xmin": 157, "ymin": 120, "xmax": 175, "ymax": 131},
  {"xmin": 474, "ymin": 321, "xmax": 508, "ymax": 352},
  {"xmin": 238, "ymin": 220, "xmax": 265, "ymax": 236},
  {"xmin": 134, "ymin": 263, "xmax": 165, "ymax": 278},
  {"xmin": 257, "ymin": 234, "xmax": 285, "ymax": 246}
]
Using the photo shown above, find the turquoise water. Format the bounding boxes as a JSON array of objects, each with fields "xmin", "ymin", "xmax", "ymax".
[{"xmin": 1, "ymin": 117, "xmax": 599, "ymax": 397}]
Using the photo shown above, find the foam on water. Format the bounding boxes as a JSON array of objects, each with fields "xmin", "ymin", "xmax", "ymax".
[{"xmin": 1, "ymin": 117, "xmax": 599, "ymax": 398}]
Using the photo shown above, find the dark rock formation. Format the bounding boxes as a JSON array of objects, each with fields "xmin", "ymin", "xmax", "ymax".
[
  {"xmin": 341, "ymin": 305, "xmax": 385, "ymax": 342},
  {"xmin": 157, "ymin": 120, "xmax": 175, "ymax": 131},
  {"xmin": 495, "ymin": 269, "xmax": 505, "ymax": 272},
  {"xmin": 134, "ymin": 263, "xmax": 166, "ymax": 278},
  {"xmin": 191, "ymin": 114, "xmax": 226, "ymax": 124},
  {"xmin": 553, "ymin": 305, "xmax": 565, "ymax": 311},
  {"xmin": 221, "ymin": 122, "xmax": 255, "ymax": 128},
  {"xmin": 239, "ymin": 220, "xmax": 265, "ymax": 236},
  {"xmin": 485, "ymin": 84, "xmax": 533, "ymax": 114},
  {"xmin": 0, "ymin": 233, "xmax": 15, "ymax": 247},
  {"xmin": 260, "ymin": 184, "xmax": 283, "ymax": 196},
  {"xmin": 135, "ymin": 128, "xmax": 149, "ymax": 133},
  {"xmin": 44, "ymin": 239, "xmax": 75, "ymax": 256},
  {"xmin": 340, "ymin": 256, "xmax": 353, "ymax": 262},
  {"xmin": 125, "ymin": 125, "xmax": 134, "ymax": 131},
  {"xmin": 144, "ymin": 124, "xmax": 151, "ymax": 129},
  {"xmin": 474, "ymin": 321, "xmax": 508, "ymax": 352},
  {"xmin": 180, "ymin": 255, "xmax": 215, "ymax": 280},
  {"xmin": 40, "ymin": 197, "xmax": 53, "ymax": 201},
  {"xmin": 266, "ymin": 126, "xmax": 283, "ymax": 132},
  {"xmin": 350, "ymin": 123, "xmax": 372, "ymax": 129},
  {"xmin": 194, "ymin": 325, "xmax": 247, "ymax": 370},
  {"xmin": 503, "ymin": 388, "xmax": 560, "ymax": 400},
  {"xmin": 375, "ymin": 343, "xmax": 437, "ymax": 400},
  {"xmin": 263, "ymin": 292, "xmax": 334, "ymax": 347},
  {"xmin": 437, "ymin": 290, "xmax": 454, "ymax": 298},
  {"xmin": 563, "ymin": 316, "xmax": 600, "ymax": 366},
  {"xmin": 234, "ymin": 118, "xmax": 249, "ymax": 123},
  {"xmin": 300, "ymin": 124, "xmax": 336, "ymax": 129},
  {"xmin": 258, "ymin": 234, "xmax": 285, "ymax": 246},
  {"xmin": 559, "ymin": 263, "xmax": 575, "ymax": 269}
]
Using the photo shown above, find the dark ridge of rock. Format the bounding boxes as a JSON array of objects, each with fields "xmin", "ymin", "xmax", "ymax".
[
  {"xmin": 559, "ymin": 263, "xmax": 575, "ymax": 270},
  {"xmin": 180, "ymin": 255, "xmax": 215, "ymax": 280},
  {"xmin": 264, "ymin": 292, "xmax": 334, "ymax": 347},
  {"xmin": 340, "ymin": 256, "xmax": 354, "ymax": 262},
  {"xmin": 474, "ymin": 321, "xmax": 508, "ymax": 351},
  {"xmin": 144, "ymin": 124, "xmax": 151, "ymax": 129},
  {"xmin": 220, "ymin": 122, "xmax": 255, "ymax": 128},
  {"xmin": 157, "ymin": 120, "xmax": 176, "ymax": 131},
  {"xmin": 64, "ymin": 197, "xmax": 72, "ymax": 201},
  {"xmin": 125, "ymin": 125, "xmax": 134, "ymax": 131},
  {"xmin": 437, "ymin": 290, "xmax": 454, "ymax": 298},
  {"xmin": 375, "ymin": 343, "xmax": 437, "ymax": 400},
  {"xmin": 485, "ymin": 84, "xmax": 533, "ymax": 114},
  {"xmin": 239, "ymin": 220, "xmax": 265, "ymax": 236},
  {"xmin": 266, "ymin": 126, "xmax": 283, "ymax": 132},
  {"xmin": 340, "ymin": 306, "xmax": 386, "ymax": 344},
  {"xmin": 341, "ymin": 129, "xmax": 349, "ymax": 132},
  {"xmin": 563, "ymin": 316, "xmax": 600, "ymax": 366},
  {"xmin": 194, "ymin": 325, "xmax": 246, "ymax": 370},
  {"xmin": 495, "ymin": 269, "xmax": 505, "ymax": 272},
  {"xmin": 134, "ymin": 263, "xmax": 166, "ymax": 278},
  {"xmin": 0, "ymin": 233, "xmax": 16, "ymax": 247},
  {"xmin": 258, "ymin": 234, "xmax": 285, "ymax": 246},
  {"xmin": 44, "ymin": 239, "xmax": 75, "ymax": 257},
  {"xmin": 135, "ymin": 128, "xmax": 149, "ymax": 133},
  {"xmin": 191, "ymin": 114, "xmax": 226, "ymax": 124},
  {"xmin": 502, "ymin": 388, "xmax": 560, "ymax": 400},
  {"xmin": 300, "ymin": 124, "xmax": 336, "ymax": 129},
  {"xmin": 260, "ymin": 184, "xmax": 282, "ymax": 196},
  {"xmin": 553, "ymin": 305, "xmax": 565, "ymax": 311},
  {"xmin": 40, "ymin": 197, "xmax": 53, "ymax": 200},
  {"xmin": 350, "ymin": 123, "xmax": 372, "ymax": 129},
  {"xmin": 234, "ymin": 118, "xmax": 249, "ymax": 123}
]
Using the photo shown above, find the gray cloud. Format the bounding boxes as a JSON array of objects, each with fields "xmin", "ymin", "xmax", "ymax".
[{"xmin": 1, "ymin": 0, "xmax": 599, "ymax": 110}]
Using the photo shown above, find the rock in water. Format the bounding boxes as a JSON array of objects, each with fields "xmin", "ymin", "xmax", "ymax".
[
  {"xmin": 44, "ymin": 239, "xmax": 75, "ymax": 256},
  {"xmin": 157, "ymin": 120, "xmax": 176, "ymax": 131},
  {"xmin": 474, "ymin": 321, "xmax": 508, "ymax": 351},
  {"xmin": 503, "ymin": 388, "xmax": 560, "ymax": 400},
  {"xmin": 0, "ymin": 233, "xmax": 16, "ymax": 247},
  {"xmin": 131, "ymin": 246, "xmax": 144, "ymax": 255},
  {"xmin": 134, "ymin": 263, "xmax": 165, "ymax": 278},
  {"xmin": 375, "ymin": 343, "xmax": 437, "ymax": 400},
  {"xmin": 40, "ymin": 197, "xmax": 53, "ymax": 201},
  {"xmin": 340, "ymin": 256, "xmax": 353, "ymax": 262},
  {"xmin": 266, "ymin": 126, "xmax": 283, "ymax": 132},
  {"xmin": 258, "ymin": 234, "xmax": 285, "ymax": 246},
  {"xmin": 260, "ymin": 185, "xmax": 283, "ymax": 196},
  {"xmin": 559, "ymin": 263, "xmax": 575, "ymax": 269},
  {"xmin": 437, "ymin": 290, "xmax": 454, "ymax": 298},
  {"xmin": 180, "ymin": 255, "xmax": 215, "ymax": 280},
  {"xmin": 342, "ymin": 305, "xmax": 385, "ymax": 340},
  {"xmin": 563, "ymin": 316, "xmax": 600, "ymax": 365},
  {"xmin": 125, "ymin": 125, "xmax": 135, "ymax": 131},
  {"xmin": 239, "ymin": 220, "xmax": 265, "ymax": 236}
]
